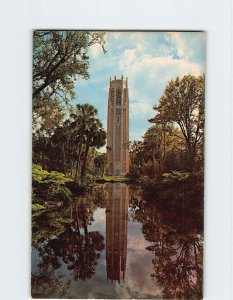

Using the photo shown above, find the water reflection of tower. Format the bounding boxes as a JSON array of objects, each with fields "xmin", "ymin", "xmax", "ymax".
[{"xmin": 106, "ymin": 183, "xmax": 129, "ymax": 283}]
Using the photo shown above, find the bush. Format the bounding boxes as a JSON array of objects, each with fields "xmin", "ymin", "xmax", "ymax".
[{"xmin": 32, "ymin": 164, "xmax": 73, "ymax": 203}]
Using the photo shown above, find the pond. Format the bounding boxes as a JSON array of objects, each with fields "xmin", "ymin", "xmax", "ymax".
[{"xmin": 31, "ymin": 182, "xmax": 203, "ymax": 299}]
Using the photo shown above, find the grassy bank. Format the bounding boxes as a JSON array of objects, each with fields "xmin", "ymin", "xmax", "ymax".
[{"xmin": 95, "ymin": 176, "xmax": 132, "ymax": 183}]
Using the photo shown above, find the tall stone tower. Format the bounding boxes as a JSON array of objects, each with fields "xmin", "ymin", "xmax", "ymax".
[{"xmin": 107, "ymin": 76, "xmax": 129, "ymax": 176}]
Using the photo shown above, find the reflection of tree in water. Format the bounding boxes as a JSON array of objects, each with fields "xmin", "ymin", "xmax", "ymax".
[
  {"xmin": 32, "ymin": 229, "xmax": 104, "ymax": 296},
  {"xmin": 32, "ymin": 192, "xmax": 105, "ymax": 297},
  {"xmin": 128, "ymin": 186, "xmax": 145, "ymax": 222},
  {"xmin": 92, "ymin": 184, "xmax": 108, "ymax": 208},
  {"xmin": 32, "ymin": 257, "xmax": 70, "ymax": 298},
  {"xmin": 45, "ymin": 228, "xmax": 104, "ymax": 280},
  {"xmin": 148, "ymin": 235, "xmax": 203, "ymax": 299},
  {"xmin": 129, "ymin": 182, "xmax": 203, "ymax": 299}
]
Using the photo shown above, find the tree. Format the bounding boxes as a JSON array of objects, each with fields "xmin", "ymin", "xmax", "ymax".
[
  {"xmin": 69, "ymin": 104, "xmax": 106, "ymax": 181},
  {"xmin": 80, "ymin": 121, "xmax": 106, "ymax": 180},
  {"xmin": 150, "ymin": 75, "xmax": 205, "ymax": 171},
  {"xmin": 143, "ymin": 125, "xmax": 163, "ymax": 179},
  {"xmin": 94, "ymin": 153, "xmax": 107, "ymax": 177},
  {"xmin": 129, "ymin": 124, "xmax": 187, "ymax": 180},
  {"xmin": 32, "ymin": 164, "xmax": 73, "ymax": 204},
  {"xmin": 129, "ymin": 141, "xmax": 145, "ymax": 177},
  {"xmin": 31, "ymin": 265, "xmax": 70, "ymax": 298},
  {"xmin": 33, "ymin": 104, "xmax": 106, "ymax": 182},
  {"xmin": 33, "ymin": 31, "xmax": 106, "ymax": 133}
]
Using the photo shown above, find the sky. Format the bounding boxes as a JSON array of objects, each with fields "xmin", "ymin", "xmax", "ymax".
[{"xmin": 74, "ymin": 31, "xmax": 206, "ymax": 148}]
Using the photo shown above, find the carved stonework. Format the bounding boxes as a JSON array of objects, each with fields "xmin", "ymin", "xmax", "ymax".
[
  {"xmin": 116, "ymin": 88, "xmax": 121, "ymax": 106},
  {"xmin": 123, "ymin": 88, "xmax": 127, "ymax": 105}
]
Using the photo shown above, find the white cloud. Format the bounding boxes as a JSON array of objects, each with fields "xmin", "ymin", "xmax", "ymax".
[
  {"xmin": 117, "ymin": 36, "xmax": 204, "ymax": 141},
  {"xmin": 78, "ymin": 31, "xmax": 205, "ymax": 142},
  {"xmin": 129, "ymin": 102, "xmax": 153, "ymax": 117},
  {"xmin": 90, "ymin": 43, "xmax": 103, "ymax": 58},
  {"xmin": 121, "ymin": 52, "xmax": 202, "ymax": 80},
  {"xmin": 123, "ymin": 48, "xmax": 137, "ymax": 63},
  {"xmin": 106, "ymin": 32, "xmax": 124, "ymax": 40},
  {"xmin": 168, "ymin": 32, "xmax": 186, "ymax": 57},
  {"xmin": 129, "ymin": 129, "xmax": 146, "ymax": 141},
  {"xmin": 120, "ymin": 49, "xmax": 202, "ymax": 105},
  {"xmin": 168, "ymin": 32, "xmax": 206, "ymax": 66}
]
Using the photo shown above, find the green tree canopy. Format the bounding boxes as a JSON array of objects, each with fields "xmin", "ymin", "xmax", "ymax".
[
  {"xmin": 150, "ymin": 75, "xmax": 205, "ymax": 171},
  {"xmin": 33, "ymin": 31, "xmax": 106, "ymax": 133}
]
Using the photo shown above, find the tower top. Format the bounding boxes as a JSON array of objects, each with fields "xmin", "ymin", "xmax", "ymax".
[{"xmin": 110, "ymin": 76, "xmax": 128, "ymax": 84}]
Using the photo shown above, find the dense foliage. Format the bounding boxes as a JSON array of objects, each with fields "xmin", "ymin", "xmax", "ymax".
[
  {"xmin": 150, "ymin": 75, "xmax": 204, "ymax": 172},
  {"xmin": 32, "ymin": 164, "xmax": 73, "ymax": 207},
  {"xmin": 33, "ymin": 31, "xmax": 106, "ymax": 134},
  {"xmin": 129, "ymin": 75, "xmax": 205, "ymax": 182},
  {"xmin": 33, "ymin": 103, "xmax": 106, "ymax": 184},
  {"xmin": 32, "ymin": 31, "xmax": 107, "ymax": 185}
]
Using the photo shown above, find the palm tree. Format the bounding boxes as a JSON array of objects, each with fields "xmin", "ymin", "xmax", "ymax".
[
  {"xmin": 80, "ymin": 117, "xmax": 106, "ymax": 180},
  {"xmin": 69, "ymin": 104, "xmax": 106, "ymax": 181}
]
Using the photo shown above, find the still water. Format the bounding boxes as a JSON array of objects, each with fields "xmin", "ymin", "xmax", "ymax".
[{"xmin": 32, "ymin": 183, "xmax": 203, "ymax": 299}]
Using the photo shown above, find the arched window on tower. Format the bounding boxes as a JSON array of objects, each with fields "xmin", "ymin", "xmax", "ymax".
[
  {"xmin": 116, "ymin": 88, "xmax": 121, "ymax": 106},
  {"xmin": 123, "ymin": 88, "xmax": 127, "ymax": 104}
]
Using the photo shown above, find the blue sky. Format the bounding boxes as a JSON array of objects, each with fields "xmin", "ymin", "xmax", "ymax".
[{"xmin": 74, "ymin": 31, "xmax": 206, "ymax": 146}]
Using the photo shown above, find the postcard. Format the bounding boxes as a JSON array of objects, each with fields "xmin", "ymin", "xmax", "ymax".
[{"xmin": 31, "ymin": 30, "xmax": 205, "ymax": 299}]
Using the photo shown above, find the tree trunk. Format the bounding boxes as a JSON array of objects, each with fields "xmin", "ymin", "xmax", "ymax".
[
  {"xmin": 187, "ymin": 145, "xmax": 195, "ymax": 172},
  {"xmin": 152, "ymin": 149, "xmax": 157, "ymax": 176},
  {"xmin": 62, "ymin": 143, "xmax": 66, "ymax": 175},
  {"xmin": 83, "ymin": 218, "xmax": 88, "ymax": 236},
  {"xmin": 163, "ymin": 124, "xmax": 166, "ymax": 160},
  {"xmin": 75, "ymin": 141, "xmax": 84, "ymax": 180},
  {"xmin": 81, "ymin": 141, "xmax": 90, "ymax": 180}
]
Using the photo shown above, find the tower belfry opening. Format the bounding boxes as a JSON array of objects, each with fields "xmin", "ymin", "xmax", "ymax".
[{"xmin": 107, "ymin": 76, "xmax": 129, "ymax": 176}]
